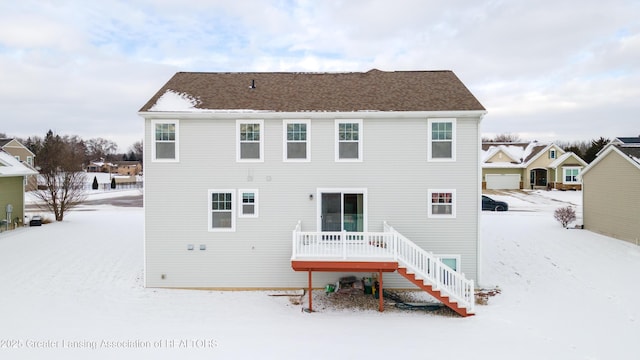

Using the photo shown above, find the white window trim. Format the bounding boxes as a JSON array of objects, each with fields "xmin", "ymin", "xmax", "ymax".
[
  {"xmin": 563, "ymin": 167, "xmax": 581, "ymax": 184},
  {"xmin": 283, "ymin": 119, "xmax": 311, "ymax": 162},
  {"xmin": 428, "ymin": 189, "xmax": 457, "ymax": 218},
  {"xmin": 238, "ymin": 189, "xmax": 259, "ymax": 218},
  {"xmin": 151, "ymin": 119, "xmax": 179, "ymax": 162},
  {"xmin": 550, "ymin": 149, "xmax": 557, "ymax": 159},
  {"xmin": 436, "ymin": 254, "xmax": 461, "ymax": 272},
  {"xmin": 208, "ymin": 189, "xmax": 236, "ymax": 232},
  {"xmin": 427, "ymin": 118, "xmax": 456, "ymax": 162},
  {"xmin": 334, "ymin": 119, "xmax": 363, "ymax": 162},
  {"xmin": 236, "ymin": 120, "xmax": 264, "ymax": 162}
]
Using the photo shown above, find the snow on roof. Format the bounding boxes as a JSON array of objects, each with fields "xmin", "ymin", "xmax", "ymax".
[
  {"xmin": 148, "ymin": 89, "xmax": 270, "ymax": 113},
  {"xmin": 482, "ymin": 142, "xmax": 544, "ymax": 165},
  {"xmin": 0, "ymin": 150, "xmax": 38, "ymax": 177},
  {"xmin": 148, "ymin": 90, "xmax": 201, "ymax": 111}
]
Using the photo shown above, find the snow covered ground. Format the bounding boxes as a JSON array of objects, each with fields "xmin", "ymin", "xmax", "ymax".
[{"xmin": 1, "ymin": 189, "xmax": 639, "ymax": 359}]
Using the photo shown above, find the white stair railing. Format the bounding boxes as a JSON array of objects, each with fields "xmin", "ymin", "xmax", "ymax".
[
  {"xmin": 292, "ymin": 221, "xmax": 474, "ymax": 312},
  {"xmin": 384, "ymin": 222, "xmax": 475, "ymax": 313}
]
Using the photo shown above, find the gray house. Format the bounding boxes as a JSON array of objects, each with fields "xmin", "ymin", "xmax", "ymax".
[
  {"xmin": 139, "ymin": 70, "xmax": 486, "ymax": 316},
  {"xmin": 582, "ymin": 137, "xmax": 640, "ymax": 244}
]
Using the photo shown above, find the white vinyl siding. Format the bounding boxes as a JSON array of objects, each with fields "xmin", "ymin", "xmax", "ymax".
[
  {"xmin": 335, "ymin": 119, "xmax": 363, "ymax": 162},
  {"xmin": 428, "ymin": 118, "xmax": 456, "ymax": 161},
  {"xmin": 152, "ymin": 120, "xmax": 179, "ymax": 162},
  {"xmin": 237, "ymin": 120, "xmax": 264, "ymax": 162},
  {"xmin": 144, "ymin": 115, "xmax": 482, "ymax": 288},
  {"xmin": 283, "ymin": 120, "xmax": 310, "ymax": 161}
]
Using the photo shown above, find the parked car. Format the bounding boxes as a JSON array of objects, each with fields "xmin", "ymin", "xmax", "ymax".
[
  {"xmin": 482, "ymin": 195, "xmax": 509, "ymax": 211},
  {"xmin": 29, "ymin": 215, "xmax": 42, "ymax": 226}
]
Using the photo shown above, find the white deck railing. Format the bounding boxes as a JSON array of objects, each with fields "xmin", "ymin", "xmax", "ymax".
[{"xmin": 292, "ymin": 221, "xmax": 475, "ymax": 312}]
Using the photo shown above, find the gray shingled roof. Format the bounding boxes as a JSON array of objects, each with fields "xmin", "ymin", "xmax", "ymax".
[
  {"xmin": 617, "ymin": 145, "xmax": 640, "ymax": 165},
  {"xmin": 617, "ymin": 136, "xmax": 640, "ymax": 144},
  {"xmin": 139, "ymin": 69, "xmax": 485, "ymax": 112},
  {"xmin": 0, "ymin": 138, "xmax": 13, "ymax": 147}
]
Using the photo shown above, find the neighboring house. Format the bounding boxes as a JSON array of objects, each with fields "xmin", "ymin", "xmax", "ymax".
[
  {"xmin": 139, "ymin": 70, "xmax": 486, "ymax": 316},
  {"xmin": 115, "ymin": 161, "xmax": 142, "ymax": 176},
  {"xmin": 86, "ymin": 160, "xmax": 116, "ymax": 173},
  {"xmin": 0, "ymin": 149, "xmax": 38, "ymax": 230},
  {"xmin": 87, "ymin": 160, "xmax": 141, "ymax": 176},
  {"xmin": 482, "ymin": 141, "xmax": 586, "ymax": 190},
  {"xmin": 0, "ymin": 138, "xmax": 38, "ymax": 191},
  {"xmin": 582, "ymin": 136, "xmax": 640, "ymax": 244}
]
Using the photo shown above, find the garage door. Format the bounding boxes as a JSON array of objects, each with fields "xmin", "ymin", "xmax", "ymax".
[{"xmin": 486, "ymin": 174, "xmax": 520, "ymax": 190}]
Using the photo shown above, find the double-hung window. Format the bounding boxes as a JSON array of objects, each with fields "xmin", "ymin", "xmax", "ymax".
[
  {"xmin": 152, "ymin": 120, "xmax": 178, "ymax": 161},
  {"xmin": 283, "ymin": 120, "xmax": 310, "ymax": 161},
  {"xmin": 428, "ymin": 189, "xmax": 456, "ymax": 218},
  {"xmin": 237, "ymin": 120, "xmax": 264, "ymax": 162},
  {"xmin": 563, "ymin": 167, "xmax": 580, "ymax": 184},
  {"xmin": 335, "ymin": 119, "xmax": 362, "ymax": 162},
  {"xmin": 428, "ymin": 118, "xmax": 455, "ymax": 161},
  {"xmin": 209, "ymin": 190, "xmax": 235, "ymax": 231},
  {"xmin": 238, "ymin": 189, "xmax": 258, "ymax": 218}
]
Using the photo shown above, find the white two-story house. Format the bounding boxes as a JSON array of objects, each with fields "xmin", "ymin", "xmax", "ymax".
[{"xmin": 139, "ymin": 69, "xmax": 486, "ymax": 316}]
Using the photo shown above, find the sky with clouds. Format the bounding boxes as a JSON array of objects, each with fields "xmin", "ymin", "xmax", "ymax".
[{"xmin": 0, "ymin": 0, "xmax": 638, "ymax": 151}]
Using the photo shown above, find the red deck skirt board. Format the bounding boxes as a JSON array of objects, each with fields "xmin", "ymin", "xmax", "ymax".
[{"xmin": 291, "ymin": 260, "xmax": 398, "ymax": 272}]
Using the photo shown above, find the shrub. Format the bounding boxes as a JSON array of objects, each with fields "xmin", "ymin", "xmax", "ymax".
[
  {"xmin": 110, "ymin": 177, "xmax": 116, "ymax": 189},
  {"xmin": 554, "ymin": 206, "xmax": 576, "ymax": 228},
  {"xmin": 92, "ymin": 176, "xmax": 98, "ymax": 190}
]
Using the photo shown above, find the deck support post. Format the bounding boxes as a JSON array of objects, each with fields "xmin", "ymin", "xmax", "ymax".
[
  {"xmin": 378, "ymin": 270, "xmax": 384, "ymax": 312},
  {"xmin": 308, "ymin": 270, "xmax": 313, "ymax": 312}
]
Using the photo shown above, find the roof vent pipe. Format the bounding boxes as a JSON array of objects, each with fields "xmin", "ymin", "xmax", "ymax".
[{"xmin": 250, "ymin": 79, "xmax": 256, "ymax": 89}]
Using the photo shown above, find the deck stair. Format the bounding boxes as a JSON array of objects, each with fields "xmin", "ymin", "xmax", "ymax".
[
  {"xmin": 291, "ymin": 221, "xmax": 476, "ymax": 316},
  {"xmin": 385, "ymin": 222, "xmax": 475, "ymax": 317}
]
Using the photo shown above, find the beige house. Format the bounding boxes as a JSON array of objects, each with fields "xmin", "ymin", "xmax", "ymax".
[
  {"xmin": 482, "ymin": 141, "xmax": 586, "ymax": 190},
  {"xmin": 115, "ymin": 161, "xmax": 142, "ymax": 176},
  {"xmin": 0, "ymin": 138, "xmax": 38, "ymax": 191},
  {"xmin": 582, "ymin": 137, "xmax": 640, "ymax": 245}
]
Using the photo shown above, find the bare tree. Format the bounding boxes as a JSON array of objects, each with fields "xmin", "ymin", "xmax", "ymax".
[
  {"xmin": 493, "ymin": 133, "xmax": 522, "ymax": 142},
  {"xmin": 86, "ymin": 137, "xmax": 118, "ymax": 162},
  {"xmin": 32, "ymin": 130, "xmax": 87, "ymax": 221},
  {"xmin": 554, "ymin": 206, "xmax": 576, "ymax": 228}
]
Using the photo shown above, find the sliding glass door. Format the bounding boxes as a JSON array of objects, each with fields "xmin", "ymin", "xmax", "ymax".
[{"xmin": 320, "ymin": 191, "xmax": 365, "ymax": 232}]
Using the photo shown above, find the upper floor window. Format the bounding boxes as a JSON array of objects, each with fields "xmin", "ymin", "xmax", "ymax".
[
  {"xmin": 283, "ymin": 120, "xmax": 310, "ymax": 161},
  {"xmin": 26, "ymin": 156, "xmax": 33, "ymax": 166},
  {"xmin": 428, "ymin": 189, "xmax": 456, "ymax": 218},
  {"xmin": 428, "ymin": 118, "xmax": 456, "ymax": 161},
  {"xmin": 563, "ymin": 167, "xmax": 580, "ymax": 184},
  {"xmin": 549, "ymin": 149, "xmax": 557, "ymax": 159},
  {"xmin": 208, "ymin": 190, "xmax": 235, "ymax": 232},
  {"xmin": 335, "ymin": 119, "xmax": 362, "ymax": 162},
  {"xmin": 237, "ymin": 120, "xmax": 264, "ymax": 162},
  {"xmin": 152, "ymin": 120, "xmax": 178, "ymax": 162}
]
